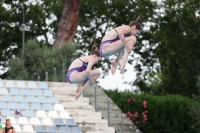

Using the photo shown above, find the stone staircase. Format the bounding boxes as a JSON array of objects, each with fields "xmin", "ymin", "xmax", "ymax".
[
  {"xmin": 83, "ymin": 86, "xmax": 140, "ymax": 133},
  {"xmin": 48, "ymin": 82, "xmax": 115, "ymax": 133}
]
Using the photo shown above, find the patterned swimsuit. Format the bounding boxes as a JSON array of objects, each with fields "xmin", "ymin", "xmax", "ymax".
[
  {"xmin": 66, "ymin": 59, "xmax": 88, "ymax": 83},
  {"xmin": 99, "ymin": 28, "xmax": 130, "ymax": 56}
]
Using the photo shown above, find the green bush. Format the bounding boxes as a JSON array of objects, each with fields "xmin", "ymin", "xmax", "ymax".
[
  {"xmin": 8, "ymin": 39, "xmax": 77, "ymax": 81},
  {"xmin": 104, "ymin": 90, "xmax": 197, "ymax": 133},
  {"xmin": 187, "ymin": 74, "xmax": 200, "ymax": 133}
]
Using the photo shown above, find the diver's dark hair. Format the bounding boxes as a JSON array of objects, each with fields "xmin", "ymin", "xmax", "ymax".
[
  {"xmin": 90, "ymin": 45, "xmax": 101, "ymax": 57},
  {"xmin": 129, "ymin": 16, "xmax": 141, "ymax": 30}
]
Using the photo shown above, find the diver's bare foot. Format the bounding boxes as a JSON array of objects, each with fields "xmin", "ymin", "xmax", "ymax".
[
  {"xmin": 119, "ymin": 60, "xmax": 126, "ymax": 74},
  {"xmin": 111, "ymin": 61, "xmax": 119, "ymax": 75},
  {"xmin": 75, "ymin": 88, "xmax": 84, "ymax": 100}
]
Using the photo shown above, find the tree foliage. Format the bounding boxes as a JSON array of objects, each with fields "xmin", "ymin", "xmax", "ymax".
[
  {"xmin": 8, "ymin": 39, "xmax": 77, "ymax": 81},
  {"xmin": 129, "ymin": 0, "xmax": 200, "ymax": 97},
  {"xmin": 153, "ymin": 0, "xmax": 200, "ymax": 97},
  {"xmin": 0, "ymin": 0, "xmax": 62, "ymax": 78},
  {"xmin": 188, "ymin": 74, "xmax": 200, "ymax": 132}
]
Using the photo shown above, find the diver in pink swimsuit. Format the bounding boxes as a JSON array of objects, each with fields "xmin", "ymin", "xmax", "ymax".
[
  {"xmin": 100, "ymin": 16, "xmax": 142, "ymax": 75},
  {"xmin": 66, "ymin": 45, "xmax": 102, "ymax": 100}
]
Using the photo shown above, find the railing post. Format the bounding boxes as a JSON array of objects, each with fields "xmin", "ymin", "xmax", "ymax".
[
  {"xmin": 33, "ymin": 72, "xmax": 36, "ymax": 81},
  {"xmin": 37, "ymin": 76, "xmax": 40, "ymax": 81},
  {"xmin": 136, "ymin": 129, "xmax": 140, "ymax": 133},
  {"xmin": 94, "ymin": 85, "xmax": 97, "ymax": 111},
  {"xmin": 54, "ymin": 67, "xmax": 56, "ymax": 81},
  {"xmin": 45, "ymin": 72, "xmax": 48, "ymax": 82},
  {"xmin": 82, "ymin": 85, "xmax": 84, "ymax": 97},
  {"xmin": 121, "ymin": 113, "xmax": 124, "ymax": 133},
  {"xmin": 108, "ymin": 98, "xmax": 110, "ymax": 126},
  {"xmin": 62, "ymin": 63, "xmax": 65, "ymax": 82}
]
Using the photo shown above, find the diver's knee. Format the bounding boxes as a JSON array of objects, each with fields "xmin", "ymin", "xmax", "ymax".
[{"xmin": 96, "ymin": 70, "xmax": 101, "ymax": 76}]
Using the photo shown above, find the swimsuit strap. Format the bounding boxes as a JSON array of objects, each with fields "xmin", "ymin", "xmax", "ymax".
[
  {"xmin": 79, "ymin": 58, "xmax": 88, "ymax": 64},
  {"xmin": 114, "ymin": 28, "xmax": 131, "ymax": 37},
  {"xmin": 114, "ymin": 28, "xmax": 118, "ymax": 33},
  {"xmin": 79, "ymin": 58, "xmax": 84, "ymax": 63}
]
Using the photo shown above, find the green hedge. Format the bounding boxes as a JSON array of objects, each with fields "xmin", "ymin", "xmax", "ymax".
[{"xmin": 104, "ymin": 89, "xmax": 197, "ymax": 133}]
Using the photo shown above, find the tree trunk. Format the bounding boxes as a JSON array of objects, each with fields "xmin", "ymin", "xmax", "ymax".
[{"xmin": 53, "ymin": 0, "xmax": 81, "ymax": 47}]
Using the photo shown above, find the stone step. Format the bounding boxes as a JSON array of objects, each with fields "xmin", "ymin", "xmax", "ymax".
[
  {"xmin": 80, "ymin": 126, "xmax": 115, "ymax": 133},
  {"xmin": 50, "ymin": 87, "xmax": 77, "ymax": 92},
  {"xmin": 65, "ymin": 106, "xmax": 95, "ymax": 111},
  {"xmin": 78, "ymin": 122, "xmax": 108, "ymax": 128},
  {"xmin": 110, "ymin": 121, "xmax": 135, "ymax": 128},
  {"xmin": 110, "ymin": 123, "xmax": 136, "ymax": 131},
  {"xmin": 86, "ymin": 131, "xmax": 114, "ymax": 133},
  {"xmin": 62, "ymin": 102, "xmax": 93, "ymax": 108},
  {"xmin": 95, "ymin": 110, "xmax": 133, "ymax": 125},
  {"xmin": 59, "ymin": 99, "xmax": 89, "ymax": 103},
  {"xmin": 73, "ymin": 115, "xmax": 102, "ymax": 120},
  {"xmin": 81, "ymin": 128, "xmax": 112, "ymax": 133},
  {"xmin": 95, "ymin": 126, "xmax": 115, "ymax": 132},
  {"xmin": 89, "ymin": 97, "xmax": 118, "ymax": 104},
  {"xmin": 70, "ymin": 111, "xmax": 102, "ymax": 118},
  {"xmin": 84, "ymin": 93, "xmax": 105, "ymax": 98},
  {"xmin": 95, "ymin": 109, "xmax": 122, "ymax": 117},
  {"xmin": 51, "ymin": 90, "xmax": 77, "ymax": 94},
  {"xmin": 52, "ymin": 91, "xmax": 84, "ymax": 98},
  {"xmin": 67, "ymin": 108, "xmax": 95, "ymax": 113},
  {"xmin": 93, "ymin": 105, "xmax": 120, "ymax": 112},
  {"xmin": 114, "ymin": 127, "xmax": 139, "ymax": 133},
  {"xmin": 80, "ymin": 124, "xmax": 136, "ymax": 133},
  {"xmin": 75, "ymin": 119, "xmax": 108, "ymax": 125},
  {"xmin": 57, "ymin": 97, "xmax": 90, "ymax": 103},
  {"xmin": 53, "ymin": 92, "xmax": 84, "ymax": 98},
  {"xmin": 113, "ymin": 131, "xmax": 136, "ymax": 133},
  {"xmin": 47, "ymin": 82, "xmax": 77, "ymax": 89},
  {"xmin": 54, "ymin": 93, "xmax": 77, "ymax": 98},
  {"xmin": 62, "ymin": 101, "xmax": 89, "ymax": 106}
]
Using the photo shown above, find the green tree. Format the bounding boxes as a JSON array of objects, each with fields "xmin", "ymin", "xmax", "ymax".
[
  {"xmin": 149, "ymin": 0, "xmax": 200, "ymax": 97},
  {"xmin": 188, "ymin": 74, "xmax": 200, "ymax": 132},
  {"xmin": 131, "ymin": 0, "xmax": 200, "ymax": 97},
  {"xmin": 0, "ymin": 0, "xmax": 62, "ymax": 78},
  {"xmin": 7, "ymin": 39, "xmax": 77, "ymax": 81}
]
